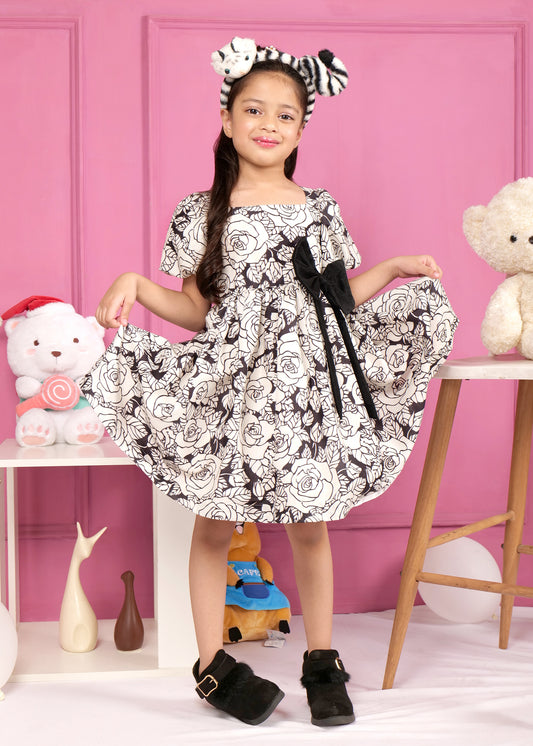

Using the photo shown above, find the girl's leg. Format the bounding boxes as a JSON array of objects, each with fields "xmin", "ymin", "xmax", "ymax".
[
  {"xmin": 285, "ymin": 521, "xmax": 354, "ymax": 727},
  {"xmin": 284, "ymin": 521, "xmax": 333, "ymax": 650},
  {"xmin": 188, "ymin": 515, "xmax": 285, "ymax": 725},
  {"xmin": 189, "ymin": 515, "xmax": 235, "ymax": 671}
]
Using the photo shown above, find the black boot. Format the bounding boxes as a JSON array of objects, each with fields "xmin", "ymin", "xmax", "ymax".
[
  {"xmin": 301, "ymin": 649, "xmax": 355, "ymax": 727},
  {"xmin": 193, "ymin": 649, "xmax": 284, "ymax": 725}
]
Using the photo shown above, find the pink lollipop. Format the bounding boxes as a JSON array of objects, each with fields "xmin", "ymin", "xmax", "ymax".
[{"xmin": 16, "ymin": 375, "xmax": 81, "ymax": 417}]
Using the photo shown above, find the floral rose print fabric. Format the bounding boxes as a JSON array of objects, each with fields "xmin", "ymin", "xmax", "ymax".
[{"xmin": 80, "ymin": 189, "xmax": 457, "ymax": 523}]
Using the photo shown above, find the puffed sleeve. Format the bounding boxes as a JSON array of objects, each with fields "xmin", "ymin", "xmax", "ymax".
[
  {"xmin": 159, "ymin": 192, "xmax": 209, "ymax": 278},
  {"xmin": 319, "ymin": 190, "xmax": 361, "ymax": 271}
]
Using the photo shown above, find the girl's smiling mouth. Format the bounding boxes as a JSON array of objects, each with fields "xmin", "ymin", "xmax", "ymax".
[{"xmin": 254, "ymin": 137, "xmax": 279, "ymax": 147}]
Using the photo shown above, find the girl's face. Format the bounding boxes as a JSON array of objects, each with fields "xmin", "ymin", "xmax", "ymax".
[{"xmin": 221, "ymin": 71, "xmax": 305, "ymax": 172}]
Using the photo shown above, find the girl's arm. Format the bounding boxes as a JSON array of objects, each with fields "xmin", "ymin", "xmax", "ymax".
[
  {"xmin": 349, "ymin": 255, "xmax": 442, "ymax": 306},
  {"xmin": 95, "ymin": 272, "xmax": 211, "ymax": 332}
]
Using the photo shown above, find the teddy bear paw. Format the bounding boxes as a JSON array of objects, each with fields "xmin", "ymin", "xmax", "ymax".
[
  {"xmin": 518, "ymin": 335, "xmax": 533, "ymax": 360},
  {"xmin": 71, "ymin": 422, "xmax": 104, "ymax": 445},
  {"xmin": 17, "ymin": 423, "xmax": 55, "ymax": 447}
]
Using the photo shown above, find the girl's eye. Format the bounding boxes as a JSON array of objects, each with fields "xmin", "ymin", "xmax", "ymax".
[
  {"xmin": 246, "ymin": 108, "xmax": 260, "ymax": 115},
  {"xmin": 280, "ymin": 113, "xmax": 294, "ymax": 121}
]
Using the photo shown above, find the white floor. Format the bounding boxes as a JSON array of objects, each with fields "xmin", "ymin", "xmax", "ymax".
[{"xmin": 2, "ymin": 606, "xmax": 533, "ymax": 745}]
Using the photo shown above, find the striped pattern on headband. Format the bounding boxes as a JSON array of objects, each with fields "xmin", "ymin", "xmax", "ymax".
[{"xmin": 211, "ymin": 38, "xmax": 348, "ymax": 124}]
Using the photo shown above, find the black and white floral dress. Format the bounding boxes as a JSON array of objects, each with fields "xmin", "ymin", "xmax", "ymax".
[{"xmin": 80, "ymin": 189, "xmax": 457, "ymax": 523}]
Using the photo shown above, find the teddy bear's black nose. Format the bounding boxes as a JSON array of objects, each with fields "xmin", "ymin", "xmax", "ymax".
[
  {"xmin": 529, "ymin": 236, "xmax": 533, "ymax": 244},
  {"xmin": 51, "ymin": 351, "xmax": 62, "ymax": 358}
]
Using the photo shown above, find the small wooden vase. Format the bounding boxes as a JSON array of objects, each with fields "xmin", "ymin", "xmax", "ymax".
[{"xmin": 114, "ymin": 570, "xmax": 144, "ymax": 651}]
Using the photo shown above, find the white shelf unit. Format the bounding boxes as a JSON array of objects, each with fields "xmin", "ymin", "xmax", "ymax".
[
  {"xmin": 13, "ymin": 620, "xmax": 160, "ymax": 682},
  {"xmin": 0, "ymin": 438, "xmax": 196, "ymax": 682}
]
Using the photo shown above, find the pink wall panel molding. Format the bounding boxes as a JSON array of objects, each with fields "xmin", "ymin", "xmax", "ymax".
[{"xmin": 0, "ymin": 0, "xmax": 531, "ymax": 620}]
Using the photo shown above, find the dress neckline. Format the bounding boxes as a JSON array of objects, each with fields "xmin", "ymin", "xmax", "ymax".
[{"xmin": 228, "ymin": 187, "xmax": 310, "ymax": 211}]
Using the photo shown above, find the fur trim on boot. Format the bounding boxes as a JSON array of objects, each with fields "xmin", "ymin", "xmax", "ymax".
[
  {"xmin": 193, "ymin": 649, "xmax": 284, "ymax": 725},
  {"xmin": 301, "ymin": 649, "xmax": 355, "ymax": 727}
]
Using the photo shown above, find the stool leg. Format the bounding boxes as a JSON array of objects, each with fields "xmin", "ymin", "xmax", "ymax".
[
  {"xmin": 383, "ymin": 379, "xmax": 461, "ymax": 689},
  {"xmin": 499, "ymin": 379, "xmax": 533, "ymax": 649}
]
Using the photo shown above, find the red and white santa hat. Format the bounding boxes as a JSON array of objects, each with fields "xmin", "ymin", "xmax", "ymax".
[{"xmin": 0, "ymin": 295, "xmax": 73, "ymax": 327}]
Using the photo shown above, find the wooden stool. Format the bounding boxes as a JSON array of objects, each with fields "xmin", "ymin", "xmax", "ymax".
[{"xmin": 382, "ymin": 355, "xmax": 533, "ymax": 690}]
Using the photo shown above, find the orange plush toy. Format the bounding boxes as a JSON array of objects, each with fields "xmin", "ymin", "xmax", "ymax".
[{"xmin": 224, "ymin": 522, "xmax": 291, "ymax": 643}]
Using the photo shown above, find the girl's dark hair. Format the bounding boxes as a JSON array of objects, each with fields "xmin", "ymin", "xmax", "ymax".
[{"xmin": 196, "ymin": 60, "xmax": 309, "ymax": 303}]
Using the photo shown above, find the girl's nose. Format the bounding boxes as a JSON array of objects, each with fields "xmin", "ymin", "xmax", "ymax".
[{"xmin": 262, "ymin": 116, "xmax": 277, "ymax": 131}]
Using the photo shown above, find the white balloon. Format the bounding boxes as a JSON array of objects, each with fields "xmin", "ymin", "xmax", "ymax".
[
  {"xmin": 419, "ymin": 537, "xmax": 502, "ymax": 623},
  {"xmin": 0, "ymin": 602, "xmax": 18, "ymax": 699}
]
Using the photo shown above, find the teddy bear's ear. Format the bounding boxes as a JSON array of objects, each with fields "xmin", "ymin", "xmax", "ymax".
[
  {"xmin": 86, "ymin": 316, "xmax": 105, "ymax": 338},
  {"xmin": 3, "ymin": 318, "xmax": 21, "ymax": 337},
  {"xmin": 463, "ymin": 205, "xmax": 487, "ymax": 255}
]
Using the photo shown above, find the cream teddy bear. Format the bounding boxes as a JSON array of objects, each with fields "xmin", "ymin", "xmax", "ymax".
[
  {"xmin": 463, "ymin": 177, "xmax": 533, "ymax": 358},
  {"xmin": 1, "ymin": 296, "xmax": 105, "ymax": 446}
]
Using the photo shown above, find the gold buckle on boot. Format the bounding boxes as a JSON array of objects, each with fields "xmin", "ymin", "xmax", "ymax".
[{"xmin": 196, "ymin": 674, "xmax": 219, "ymax": 698}]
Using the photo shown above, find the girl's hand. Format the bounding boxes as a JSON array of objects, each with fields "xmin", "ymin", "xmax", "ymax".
[
  {"xmin": 95, "ymin": 272, "xmax": 139, "ymax": 329},
  {"xmin": 350, "ymin": 254, "xmax": 443, "ymax": 306},
  {"xmin": 394, "ymin": 255, "xmax": 442, "ymax": 280}
]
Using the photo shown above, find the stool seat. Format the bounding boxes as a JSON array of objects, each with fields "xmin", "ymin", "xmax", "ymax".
[
  {"xmin": 382, "ymin": 355, "xmax": 533, "ymax": 689},
  {"xmin": 437, "ymin": 354, "xmax": 533, "ymax": 380}
]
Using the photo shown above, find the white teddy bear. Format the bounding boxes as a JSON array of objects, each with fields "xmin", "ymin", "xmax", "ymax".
[
  {"xmin": 463, "ymin": 177, "xmax": 533, "ymax": 358},
  {"xmin": 1, "ymin": 296, "xmax": 105, "ymax": 446}
]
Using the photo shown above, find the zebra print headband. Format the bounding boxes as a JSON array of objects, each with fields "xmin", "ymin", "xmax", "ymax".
[{"xmin": 211, "ymin": 37, "xmax": 348, "ymax": 124}]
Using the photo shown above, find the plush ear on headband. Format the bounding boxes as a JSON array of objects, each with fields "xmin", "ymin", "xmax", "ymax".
[{"xmin": 298, "ymin": 50, "xmax": 348, "ymax": 98}]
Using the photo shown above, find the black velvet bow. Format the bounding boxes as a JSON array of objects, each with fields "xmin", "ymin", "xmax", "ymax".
[{"xmin": 292, "ymin": 237, "xmax": 378, "ymax": 419}]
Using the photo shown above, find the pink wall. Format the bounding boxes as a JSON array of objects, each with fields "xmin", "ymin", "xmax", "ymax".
[{"xmin": 1, "ymin": 0, "xmax": 532, "ymax": 621}]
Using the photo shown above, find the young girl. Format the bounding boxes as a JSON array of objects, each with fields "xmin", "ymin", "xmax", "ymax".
[{"xmin": 81, "ymin": 39, "xmax": 457, "ymax": 728}]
